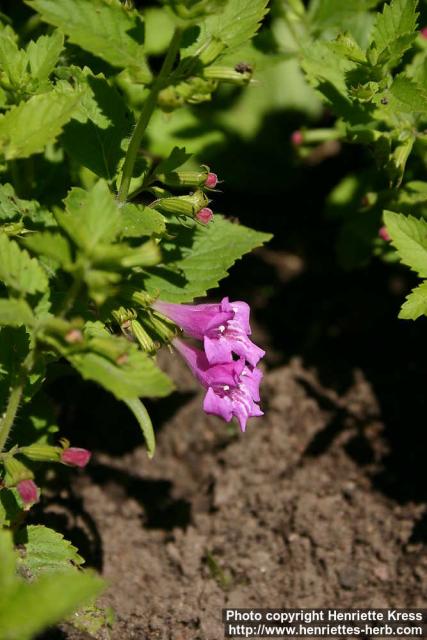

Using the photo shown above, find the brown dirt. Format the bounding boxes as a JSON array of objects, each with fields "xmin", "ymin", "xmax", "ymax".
[{"xmin": 39, "ymin": 354, "xmax": 427, "ymax": 640}]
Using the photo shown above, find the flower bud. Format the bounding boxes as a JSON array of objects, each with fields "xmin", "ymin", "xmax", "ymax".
[
  {"xmin": 130, "ymin": 319, "xmax": 156, "ymax": 352},
  {"xmin": 421, "ymin": 27, "xmax": 427, "ymax": 39},
  {"xmin": 17, "ymin": 479, "xmax": 39, "ymax": 507},
  {"xmin": 205, "ymin": 173, "xmax": 218, "ymax": 189},
  {"xmin": 20, "ymin": 444, "xmax": 62, "ymax": 462},
  {"xmin": 3, "ymin": 456, "xmax": 32, "ymax": 487},
  {"xmin": 196, "ymin": 207, "xmax": 214, "ymax": 224},
  {"xmin": 378, "ymin": 226, "xmax": 391, "ymax": 242},
  {"xmin": 156, "ymin": 169, "xmax": 209, "ymax": 189},
  {"xmin": 61, "ymin": 447, "xmax": 91, "ymax": 468},
  {"xmin": 291, "ymin": 130, "xmax": 304, "ymax": 146},
  {"xmin": 153, "ymin": 190, "xmax": 209, "ymax": 218},
  {"xmin": 65, "ymin": 329, "xmax": 83, "ymax": 344},
  {"xmin": 203, "ymin": 65, "xmax": 252, "ymax": 84}
]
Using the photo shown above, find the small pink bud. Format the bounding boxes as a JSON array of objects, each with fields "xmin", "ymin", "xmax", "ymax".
[
  {"xmin": 17, "ymin": 479, "xmax": 39, "ymax": 507},
  {"xmin": 420, "ymin": 27, "xmax": 427, "ymax": 39},
  {"xmin": 61, "ymin": 447, "xmax": 91, "ymax": 468},
  {"xmin": 196, "ymin": 207, "xmax": 213, "ymax": 224},
  {"xmin": 379, "ymin": 226, "xmax": 391, "ymax": 242},
  {"xmin": 291, "ymin": 130, "xmax": 303, "ymax": 146},
  {"xmin": 65, "ymin": 329, "xmax": 83, "ymax": 344},
  {"xmin": 205, "ymin": 172, "xmax": 218, "ymax": 189}
]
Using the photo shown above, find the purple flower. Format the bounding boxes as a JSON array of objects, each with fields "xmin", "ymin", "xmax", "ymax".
[
  {"xmin": 173, "ymin": 338, "xmax": 263, "ymax": 431},
  {"xmin": 17, "ymin": 479, "xmax": 39, "ymax": 507},
  {"xmin": 154, "ymin": 297, "xmax": 265, "ymax": 367}
]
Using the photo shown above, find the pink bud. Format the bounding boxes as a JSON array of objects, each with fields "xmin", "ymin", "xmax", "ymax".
[
  {"xmin": 17, "ymin": 479, "xmax": 39, "ymax": 507},
  {"xmin": 291, "ymin": 130, "xmax": 303, "ymax": 146},
  {"xmin": 420, "ymin": 27, "xmax": 427, "ymax": 39},
  {"xmin": 65, "ymin": 329, "xmax": 83, "ymax": 344},
  {"xmin": 196, "ymin": 207, "xmax": 214, "ymax": 224},
  {"xmin": 205, "ymin": 172, "xmax": 218, "ymax": 189},
  {"xmin": 378, "ymin": 226, "xmax": 391, "ymax": 242},
  {"xmin": 61, "ymin": 447, "xmax": 91, "ymax": 468}
]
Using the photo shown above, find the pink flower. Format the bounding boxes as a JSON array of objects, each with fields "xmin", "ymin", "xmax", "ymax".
[
  {"xmin": 61, "ymin": 447, "xmax": 91, "ymax": 468},
  {"xmin": 196, "ymin": 207, "xmax": 213, "ymax": 224},
  {"xmin": 174, "ymin": 338, "xmax": 263, "ymax": 431},
  {"xmin": 205, "ymin": 172, "xmax": 218, "ymax": 189},
  {"xmin": 17, "ymin": 479, "xmax": 39, "ymax": 507},
  {"xmin": 154, "ymin": 297, "xmax": 265, "ymax": 367},
  {"xmin": 291, "ymin": 130, "xmax": 303, "ymax": 146},
  {"xmin": 378, "ymin": 226, "xmax": 391, "ymax": 242},
  {"xmin": 421, "ymin": 27, "xmax": 427, "ymax": 39}
]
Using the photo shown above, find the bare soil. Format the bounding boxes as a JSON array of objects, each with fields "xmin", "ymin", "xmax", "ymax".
[{"xmin": 38, "ymin": 351, "xmax": 427, "ymax": 640}]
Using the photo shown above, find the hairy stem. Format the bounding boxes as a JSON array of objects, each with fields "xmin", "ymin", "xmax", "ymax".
[
  {"xmin": 0, "ymin": 381, "xmax": 24, "ymax": 454},
  {"xmin": 0, "ymin": 353, "xmax": 34, "ymax": 452},
  {"xmin": 117, "ymin": 27, "xmax": 182, "ymax": 204}
]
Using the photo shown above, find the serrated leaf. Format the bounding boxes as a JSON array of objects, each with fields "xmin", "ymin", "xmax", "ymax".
[
  {"xmin": 124, "ymin": 398, "xmax": 156, "ymax": 458},
  {"xmin": 26, "ymin": 0, "xmax": 151, "ymax": 81},
  {"xmin": 62, "ymin": 72, "xmax": 134, "ymax": 179},
  {"xmin": 15, "ymin": 525, "xmax": 83, "ymax": 576},
  {"xmin": 0, "ymin": 299, "xmax": 34, "ymax": 327},
  {"xmin": 0, "ymin": 89, "xmax": 80, "ymax": 159},
  {"xmin": 0, "ymin": 30, "xmax": 27, "ymax": 89},
  {"xmin": 183, "ymin": 0, "xmax": 269, "ymax": 57},
  {"xmin": 399, "ymin": 280, "xmax": 427, "ymax": 319},
  {"xmin": 121, "ymin": 204, "xmax": 166, "ymax": 238},
  {"xmin": 0, "ymin": 184, "xmax": 43, "ymax": 223},
  {"xmin": 384, "ymin": 210, "xmax": 427, "ymax": 275},
  {"xmin": 386, "ymin": 74, "xmax": 427, "ymax": 114},
  {"xmin": 57, "ymin": 181, "xmax": 120, "ymax": 252},
  {"xmin": 69, "ymin": 349, "xmax": 174, "ymax": 399},
  {"xmin": 0, "ymin": 234, "xmax": 48, "ymax": 294},
  {"xmin": 23, "ymin": 231, "xmax": 72, "ymax": 268},
  {"xmin": 26, "ymin": 31, "xmax": 64, "ymax": 81},
  {"xmin": 142, "ymin": 216, "xmax": 271, "ymax": 302},
  {"xmin": 371, "ymin": 0, "xmax": 418, "ymax": 66}
]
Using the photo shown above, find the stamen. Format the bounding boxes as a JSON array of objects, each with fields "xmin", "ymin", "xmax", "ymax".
[{"xmin": 218, "ymin": 325, "xmax": 226, "ymax": 333}]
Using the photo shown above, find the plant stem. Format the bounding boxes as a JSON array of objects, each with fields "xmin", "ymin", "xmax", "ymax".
[
  {"xmin": 117, "ymin": 28, "xmax": 182, "ymax": 204},
  {"xmin": 0, "ymin": 380, "xmax": 24, "ymax": 453},
  {"xmin": 0, "ymin": 353, "xmax": 34, "ymax": 452}
]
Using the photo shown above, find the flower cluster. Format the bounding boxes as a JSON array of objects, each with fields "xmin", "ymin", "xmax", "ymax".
[{"xmin": 154, "ymin": 297, "xmax": 264, "ymax": 431}]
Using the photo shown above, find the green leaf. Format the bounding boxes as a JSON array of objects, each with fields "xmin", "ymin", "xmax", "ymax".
[
  {"xmin": 370, "ymin": 0, "xmax": 418, "ymax": 67},
  {"xmin": 0, "ymin": 299, "xmax": 34, "ymax": 327},
  {"xmin": 68, "ymin": 349, "xmax": 174, "ymax": 399},
  {"xmin": 124, "ymin": 398, "xmax": 156, "ymax": 458},
  {"xmin": 0, "ymin": 529, "xmax": 103, "ymax": 640},
  {"xmin": 61, "ymin": 72, "xmax": 134, "ymax": 180},
  {"xmin": 385, "ymin": 74, "xmax": 427, "ymax": 114},
  {"xmin": 0, "ymin": 30, "xmax": 27, "ymax": 89},
  {"xmin": 57, "ymin": 181, "xmax": 120, "ymax": 252},
  {"xmin": 23, "ymin": 231, "xmax": 73, "ymax": 268},
  {"xmin": 15, "ymin": 525, "xmax": 83, "ymax": 576},
  {"xmin": 0, "ymin": 233, "xmax": 48, "ymax": 294},
  {"xmin": 0, "ymin": 184, "xmax": 43, "ymax": 223},
  {"xmin": 26, "ymin": 31, "xmax": 64, "ymax": 82},
  {"xmin": 184, "ymin": 0, "xmax": 269, "ymax": 56},
  {"xmin": 0, "ymin": 89, "xmax": 80, "ymax": 159},
  {"xmin": 121, "ymin": 204, "xmax": 166, "ymax": 238},
  {"xmin": 142, "ymin": 216, "xmax": 271, "ymax": 302},
  {"xmin": 384, "ymin": 210, "xmax": 427, "ymax": 276},
  {"xmin": 399, "ymin": 280, "xmax": 427, "ymax": 319},
  {"xmin": 26, "ymin": 0, "xmax": 151, "ymax": 81}
]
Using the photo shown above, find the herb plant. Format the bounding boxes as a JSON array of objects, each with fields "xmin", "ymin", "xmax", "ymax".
[{"xmin": 0, "ymin": 0, "xmax": 271, "ymax": 636}]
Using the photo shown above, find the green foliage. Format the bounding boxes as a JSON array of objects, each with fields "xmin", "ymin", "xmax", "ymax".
[
  {"xmin": 0, "ymin": 90, "xmax": 80, "ymax": 159},
  {"xmin": 383, "ymin": 210, "xmax": 427, "ymax": 276},
  {"xmin": 26, "ymin": 0, "xmax": 151, "ymax": 81},
  {"xmin": 0, "ymin": 2, "xmax": 272, "ymax": 635},
  {"xmin": 143, "ymin": 216, "xmax": 272, "ymax": 302},
  {"xmin": 0, "ymin": 233, "xmax": 48, "ymax": 294},
  {"xmin": 15, "ymin": 525, "xmax": 84, "ymax": 576},
  {"xmin": 370, "ymin": 0, "xmax": 418, "ymax": 67},
  {"xmin": 0, "ymin": 530, "xmax": 103, "ymax": 640}
]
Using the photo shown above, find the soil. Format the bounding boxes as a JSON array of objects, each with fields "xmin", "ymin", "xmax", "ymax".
[{"xmin": 38, "ymin": 349, "xmax": 427, "ymax": 640}]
